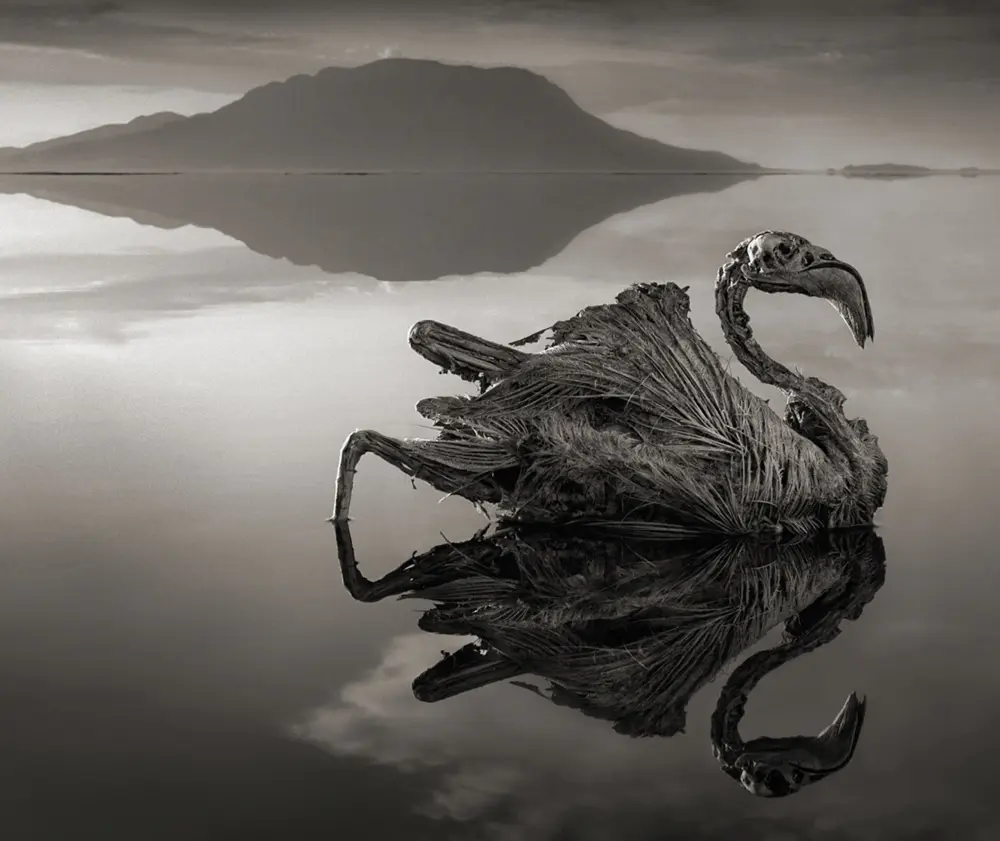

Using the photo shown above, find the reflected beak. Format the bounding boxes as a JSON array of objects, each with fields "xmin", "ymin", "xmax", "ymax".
[
  {"xmin": 735, "ymin": 691, "xmax": 867, "ymax": 784},
  {"xmin": 809, "ymin": 690, "xmax": 867, "ymax": 770}
]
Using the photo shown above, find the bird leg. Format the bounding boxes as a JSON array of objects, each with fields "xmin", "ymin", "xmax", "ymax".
[
  {"xmin": 408, "ymin": 319, "xmax": 530, "ymax": 390},
  {"xmin": 333, "ymin": 429, "xmax": 512, "ymax": 523}
]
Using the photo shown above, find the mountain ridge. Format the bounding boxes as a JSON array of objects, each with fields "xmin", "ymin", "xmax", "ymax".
[
  {"xmin": 0, "ymin": 59, "xmax": 758, "ymax": 173},
  {"xmin": 0, "ymin": 112, "xmax": 185, "ymax": 162}
]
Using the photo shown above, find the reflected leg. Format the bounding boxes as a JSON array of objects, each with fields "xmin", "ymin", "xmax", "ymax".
[{"xmin": 333, "ymin": 517, "xmax": 503, "ymax": 603}]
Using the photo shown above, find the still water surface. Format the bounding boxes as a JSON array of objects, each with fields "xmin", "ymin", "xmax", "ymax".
[{"xmin": 1, "ymin": 175, "xmax": 998, "ymax": 839}]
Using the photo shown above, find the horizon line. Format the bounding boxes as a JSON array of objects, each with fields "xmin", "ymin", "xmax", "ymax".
[{"xmin": 0, "ymin": 169, "xmax": 996, "ymax": 177}]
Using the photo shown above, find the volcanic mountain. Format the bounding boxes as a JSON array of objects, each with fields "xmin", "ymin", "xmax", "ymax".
[{"xmin": 0, "ymin": 59, "xmax": 756, "ymax": 173}]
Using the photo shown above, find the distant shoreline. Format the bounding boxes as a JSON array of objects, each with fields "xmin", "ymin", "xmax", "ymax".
[{"xmin": 0, "ymin": 169, "xmax": 996, "ymax": 176}]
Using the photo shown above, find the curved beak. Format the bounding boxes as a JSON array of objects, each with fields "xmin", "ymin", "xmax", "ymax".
[
  {"xmin": 744, "ymin": 258, "xmax": 875, "ymax": 349},
  {"xmin": 804, "ymin": 260, "xmax": 875, "ymax": 348}
]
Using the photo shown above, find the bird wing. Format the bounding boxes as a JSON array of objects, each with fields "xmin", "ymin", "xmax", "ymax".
[{"xmin": 423, "ymin": 283, "xmax": 848, "ymax": 532}]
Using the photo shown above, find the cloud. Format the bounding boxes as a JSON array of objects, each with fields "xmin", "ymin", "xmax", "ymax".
[
  {"xmin": 0, "ymin": 0, "xmax": 279, "ymax": 66},
  {"xmin": 287, "ymin": 632, "xmax": 715, "ymax": 838},
  {"xmin": 0, "ymin": 246, "xmax": 352, "ymax": 341}
]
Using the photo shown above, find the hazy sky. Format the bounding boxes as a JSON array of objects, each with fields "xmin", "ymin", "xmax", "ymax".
[{"xmin": 0, "ymin": 1, "xmax": 998, "ymax": 166}]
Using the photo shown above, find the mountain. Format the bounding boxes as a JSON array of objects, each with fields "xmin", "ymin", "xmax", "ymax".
[
  {"xmin": 0, "ymin": 172, "xmax": 755, "ymax": 281},
  {"xmin": 0, "ymin": 59, "xmax": 756, "ymax": 173},
  {"xmin": 0, "ymin": 112, "xmax": 185, "ymax": 162}
]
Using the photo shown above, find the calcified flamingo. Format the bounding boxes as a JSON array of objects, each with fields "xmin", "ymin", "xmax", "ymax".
[{"xmin": 333, "ymin": 231, "xmax": 887, "ymax": 534}]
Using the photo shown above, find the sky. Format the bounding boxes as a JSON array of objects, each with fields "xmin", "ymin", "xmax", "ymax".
[{"xmin": 0, "ymin": 1, "xmax": 998, "ymax": 167}]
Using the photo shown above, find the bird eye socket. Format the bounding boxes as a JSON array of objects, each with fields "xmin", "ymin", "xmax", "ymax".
[{"xmin": 776, "ymin": 243, "xmax": 791, "ymax": 256}]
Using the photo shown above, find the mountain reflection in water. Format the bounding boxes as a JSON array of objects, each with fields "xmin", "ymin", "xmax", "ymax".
[{"xmin": 0, "ymin": 173, "xmax": 752, "ymax": 281}]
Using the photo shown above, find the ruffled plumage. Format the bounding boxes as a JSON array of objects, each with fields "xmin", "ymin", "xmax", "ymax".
[{"xmin": 415, "ymin": 283, "xmax": 846, "ymax": 534}]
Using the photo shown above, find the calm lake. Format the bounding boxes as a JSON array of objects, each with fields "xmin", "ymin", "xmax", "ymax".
[{"xmin": 1, "ymin": 174, "xmax": 998, "ymax": 840}]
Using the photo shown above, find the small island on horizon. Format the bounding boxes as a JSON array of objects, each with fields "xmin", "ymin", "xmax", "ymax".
[{"xmin": 817, "ymin": 163, "xmax": 991, "ymax": 179}]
